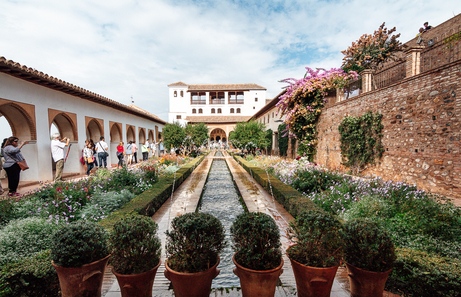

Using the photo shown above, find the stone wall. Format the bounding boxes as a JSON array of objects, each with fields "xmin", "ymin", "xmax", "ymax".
[{"xmin": 315, "ymin": 60, "xmax": 461, "ymax": 199}]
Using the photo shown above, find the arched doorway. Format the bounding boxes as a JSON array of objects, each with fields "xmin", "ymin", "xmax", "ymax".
[
  {"xmin": 51, "ymin": 113, "xmax": 77, "ymax": 141},
  {"xmin": 126, "ymin": 125, "xmax": 135, "ymax": 143},
  {"xmin": 110, "ymin": 122, "xmax": 122, "ymax": 144},
  {"xmin": 210, "ymin": 128, "xmax": 226, "ymax": 142},
  {"xmin": 86, "ymin": 119, "xmax": 102, "ymax": 141},
  {"xmin": 0, "ymin": 103, "xmax": 35, "ymax": 141},
  {"xmin": 148, "ymin": 130, "xmax": 154, "ymax": 142},
  {"xmin": 139, "ymin": 128, "xmax": 146, "ymax": 144}
]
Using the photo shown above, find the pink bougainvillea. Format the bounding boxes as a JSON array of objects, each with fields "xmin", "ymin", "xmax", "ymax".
[{"xmin": 276, "ymin": 67, "xmax": 358, "ymax": 159}]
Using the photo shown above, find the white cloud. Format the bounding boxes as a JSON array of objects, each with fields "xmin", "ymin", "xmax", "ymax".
[{"xmin": 0, "ymin": 0, "xmax": 459, "ymax": 127}]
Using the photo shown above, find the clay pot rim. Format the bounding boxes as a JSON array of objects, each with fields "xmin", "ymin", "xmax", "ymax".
[
  {"xmin": 52, "ymin": 254, "xmax": 111, "ymax": 270},
  {"xmin": 232, "ymin": 253, "xmax": 284, "ymax": 274},
  {"xmin": 345, "ymin": 262, "xmax": 393, "ymax": 275},
  {"xmin": 113, "ymin": 259, "xmax": 161, "ymax": 277},
  {"xmin": 286, "ymin": 245, "xmax": 341, "ymax": 270},
  {"xmin": 165, "ymin": 255, "xmax": 220, "ymax": 276}
]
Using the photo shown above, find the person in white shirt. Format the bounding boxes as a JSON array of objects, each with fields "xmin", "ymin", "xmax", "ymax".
[
  {"xmin": 51, "ymin": 133, "xmax": 70, "ymax": 181},
  {"xmin": 145, "ymin": 139, "xmax": 151, "ymax": 158},
  {"xmin": 151, "ymin": 141, "xmax": 157, "ymax": 157},
  {"xmin": 95, "ymin": 136, "xmax": 109, "ymax": 168}
]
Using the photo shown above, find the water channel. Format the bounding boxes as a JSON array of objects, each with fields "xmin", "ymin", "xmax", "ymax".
[{"xmin": 198, "ymin": 151, "xmax": 244, "ymax": 288}]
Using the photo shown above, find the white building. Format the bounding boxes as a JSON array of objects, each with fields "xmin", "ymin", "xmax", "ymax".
[
  {"xmin": 168, "ymin": 82, "xmax": 267, "ymax": 124},
  {"xmin": 0, "ymin": 56, "xmax": 165, "ymax": 181}
]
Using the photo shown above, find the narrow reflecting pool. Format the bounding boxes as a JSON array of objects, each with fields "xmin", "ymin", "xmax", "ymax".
[{"xmin": 199, "ymin": 152, "xmax": 244, "ymax": 288}]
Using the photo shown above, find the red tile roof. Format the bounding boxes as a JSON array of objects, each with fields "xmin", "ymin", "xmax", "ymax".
[
  {"xmin": 185, "ymin": 115, "xmax": 251, "ymax": 123},
  {"xmin": 0, "ymin": 56, "xmax": 166, "ymax": 125},
  {"xmin": 168, "ymin": 82, "xmax": 266, "ymax": 91}
]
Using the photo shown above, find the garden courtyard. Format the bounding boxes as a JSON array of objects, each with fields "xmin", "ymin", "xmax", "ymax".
[{"xmin": 0, "ymin": 146, "xmax": 459, "ymax": 297}]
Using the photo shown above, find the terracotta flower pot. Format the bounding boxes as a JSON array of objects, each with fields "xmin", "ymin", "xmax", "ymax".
[
  {"xmin": 164, "ymin": 256, "xmax": 220, "ymax": 297},
  {"xmin": 289, "ymin": 257, "xmax": 339, "ymax": 297},
  {"xmin": 52, "ymin": 254, "xmax": 110, "ymax": 297},
  {"xmin": 232, "ymin": 253, "xmax": 284, "ymax": 297},
  {"xmin": 346, "ymin": 262, "xmax": 392, "ymax": 297},
  {"xmin": 113, "ymin": 260, "xmax": 161, "ymax": 297}
]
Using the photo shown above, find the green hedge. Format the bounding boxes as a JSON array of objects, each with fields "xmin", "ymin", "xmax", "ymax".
[
  {"xmin": 232, "ymin": 154, "xmax": 320, "ymax": 218},
  {"xmin": 386, "ymin": 248, "xmax": 461, "ymax": 297},
  {"xmin": 0, "ymin": 250, "xmax": 60, "ymax": 297},
  {"xmin": 99, "ymin": 155, "xmax": 205, "ymax": 230}
]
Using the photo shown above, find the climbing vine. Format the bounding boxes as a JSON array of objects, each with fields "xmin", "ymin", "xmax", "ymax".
[
  {"xmin": 338, "ymin": 111, "xmax": 384, "ymax": 174},
  {"xmin": 277, "ymin": 124, "xmax": 288, "ymax": 156},
  {"xmin": 277, "ymin": 68, "xmax": 358, "ymax": 160},
  {"xmin": 265, "ymin": 129, "xmax": 273, "ymax": 153}
]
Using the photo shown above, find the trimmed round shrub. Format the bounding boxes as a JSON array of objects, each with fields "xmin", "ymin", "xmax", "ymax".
[
  {"xmin": 343, "ymin": 218, "xmax": 396, "ymax": 272},
  {"xmin": 165, "ymin": 212, "xmax": 226, "ymax": 273},
  {"xmin": 287, "ymin": 210, "xmax": 343, "ymax": 267},
  {"xmin": 109, "ymin": 215, "xmax": 161, "ymax": 275},
  {"xmin": 231, "ymin": 212, "xmax": 282, "ymax": 270},
  {"xmin": 51, "ymin": 221, "xmax": 109, "ymax": 267}
]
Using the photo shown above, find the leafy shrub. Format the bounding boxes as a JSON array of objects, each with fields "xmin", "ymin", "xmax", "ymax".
[
  {"xmin": 109, "ymin": 215, "xmax": 161, "ymax": 275},
  {"xmin": 287, "ymin": 210, "xmax": 343, "ymax": 267},
  {"xmin": 231, "ymin": 212, "xmax": 282, "ymax": 270},
  {"xmin": 245, "ymin": 154, "xmax": 254, "ymax": 161},
  {"xmin": 343, "ymin": 219, "xmax": 396, "ymax": 272},
  {"xmin": 165, "ymin": 212, "xmax": 226, "ymax": 273},
  {"xmin": 0, "ymin": 250, "xmax": 59, "ymax": 297},
  {"xmin": 0, "ymin": 217, "xmax": 61, "ymax": 265},
  {"xmin": 0, "ymin": 199, "xmax": 15, "ymax": 226},
  {"xmin": 51, "ymin": 221, "xmax": 108, "ymax": 267},
  {"xmin": 79, "ymin": 189, "xmax": 135, "ymax": 221},
  {"xmin": 292, "ymin": 168, "xmax": 345, "ymax": 194},
  {"xmin": 386, "ymin": 248, "xmax": 461, "ymax": 297}
]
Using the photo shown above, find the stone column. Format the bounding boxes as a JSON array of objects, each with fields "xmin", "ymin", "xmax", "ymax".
[
  {"xmin": 336, "ymin": 88, "xmax": 344, "ymax": 102},
  {"xmin": 287, "ymin": 136, "xmax": 292, "ymax": 159},
  {"xmin": 405, "ymin": 46, "xmax": 424, "ymax": 78},
  {"xmin": 361, "ymin": 69, "xmax": 374, "ymax": 93}
]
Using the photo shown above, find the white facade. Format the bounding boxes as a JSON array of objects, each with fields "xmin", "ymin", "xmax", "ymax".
[
  {"xmin": 168, "ymin": 82, "xmax": 267, "ymax": 124},
  {"xmin": 0, "ymin": 57, "xmax": 165, "ymax": 182}
]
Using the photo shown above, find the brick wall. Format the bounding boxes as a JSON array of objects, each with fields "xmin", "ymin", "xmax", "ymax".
[{"xmin": 315, "ymin": 60, "xmax": 461, "ymax": 199}]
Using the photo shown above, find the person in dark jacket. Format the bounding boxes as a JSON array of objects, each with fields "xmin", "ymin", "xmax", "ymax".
[{"xmin": 2, "ymin": 136, "xmax": 28, "ymax": 196}]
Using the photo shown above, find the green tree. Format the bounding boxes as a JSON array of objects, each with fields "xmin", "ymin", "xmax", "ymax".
[
  {"xmin": 229, "ymin": 121, "xmax": 268, "ymax": 154},
  {"xmin": 162, "ymin": 122, "xmax": 186, "ymax": 152},
  {"xmin": 186, "ymin": 123, "xmax": 209, "ymax": 147}
]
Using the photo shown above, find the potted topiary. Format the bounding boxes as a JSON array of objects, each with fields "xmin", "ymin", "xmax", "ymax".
[
  {"xmin": 109, "ymin": 215, "xmax": 162, "ymax": 297},
  {"xmin": 51, "ymin": 221, "xmax": 110, "ymax": 297},
  {"xmin": 164, "ymin": 212, "xmax": 226, "ymax": 297},
  {"xmin": 286, "ymin": 210, "xmax": 343, "ymax": 297},
  {"xmin": 343, "ymin": 218, "xmax": 396, "ymax": 297},
  {"xmin": 230, "ymin": 212, "xmax": 283, "ymax": 297}
]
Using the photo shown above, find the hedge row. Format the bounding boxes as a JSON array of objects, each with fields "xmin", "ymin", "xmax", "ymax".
[
  {"xmin": 232, "ymin": 154, "xmax": 320, "ymax": 218},
  {"xmin": 233, "ymin": 153, "xmax": 461, "ymax": 297},
  {"xmin": 99, "ymin": 154, "xmax": 205, "ymax": 230}
]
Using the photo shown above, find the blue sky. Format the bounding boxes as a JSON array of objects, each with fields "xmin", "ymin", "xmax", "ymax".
[{"xmin": 0, "ymin": 0, "xmax": 459, "ymax": 140}]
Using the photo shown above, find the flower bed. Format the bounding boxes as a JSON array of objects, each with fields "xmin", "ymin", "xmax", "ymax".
[
  {"xmin": 243, "ymin": 154, "xmax": 461, "ymax": 296},
  {"xmin": 0, "ymin": 154, "xmax": 202, "ymax": 296}
]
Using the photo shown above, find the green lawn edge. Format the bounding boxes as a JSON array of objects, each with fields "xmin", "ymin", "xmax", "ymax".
[{"xmin": 99, "ymin": 154, "xmax": 205, "ymax": 230}]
